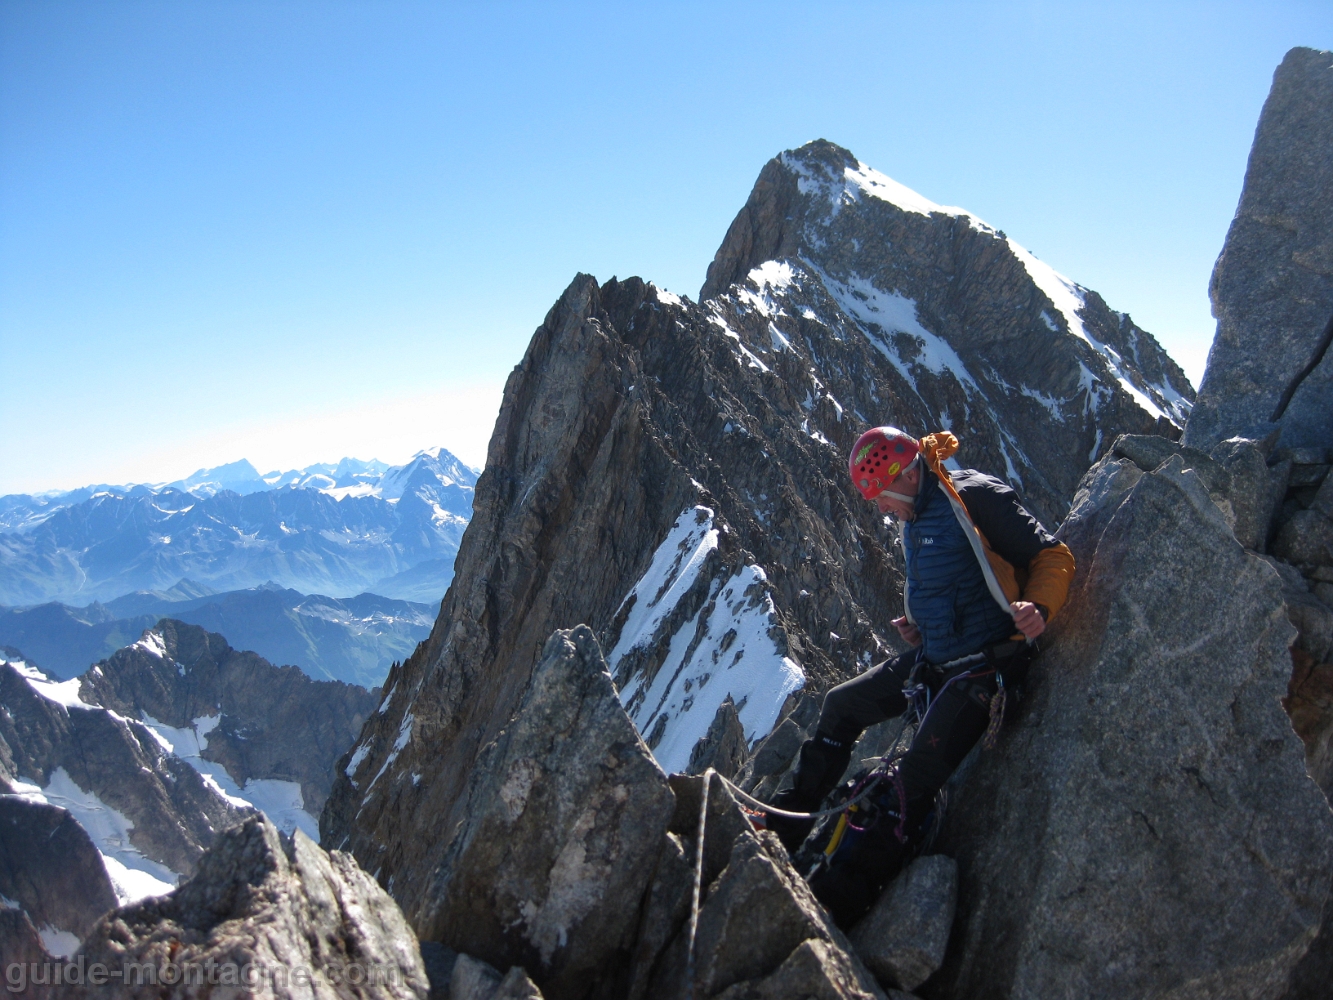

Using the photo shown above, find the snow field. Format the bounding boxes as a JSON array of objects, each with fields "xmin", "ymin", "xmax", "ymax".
[
  {"xmin": 140, "ymin": 713, "xmax": 320, "ymax": 841},
  {"xmin": 612, "ymin": 507, "xmax": 805, "ymax": 775}
]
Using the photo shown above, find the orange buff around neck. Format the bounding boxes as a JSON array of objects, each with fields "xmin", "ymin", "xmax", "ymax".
[{"xmin": 918, "ymin": 432, "xmax": 960, "ymax": 483}]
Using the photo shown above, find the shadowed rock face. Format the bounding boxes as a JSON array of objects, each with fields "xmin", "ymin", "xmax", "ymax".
[
  {"xmin": 0, "ymin": 797, "xmax": 118, "ymax": 944},
  {"xmin": 324, "ymin": 144, "xmax": 1188, "ymax": 936},
  {"xmin": 59, "ymin": 816, "xmax": 430, "ymax": 1000},
  {"xmin": 930, "ymin": 454, "xmax": 1333, "ymax": 1000},
  {"xmin": 1185, "ymin": 47, "xmax": 1333, "ymax": 452},
  {"xmin": 79, "ymin": 618, "xmax": 378, "ymax": 815}
]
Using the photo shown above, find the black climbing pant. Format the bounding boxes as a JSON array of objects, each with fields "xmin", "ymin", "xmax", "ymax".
[
  {"xmin": 791, "ymin": 643, "xmax": 1030, "ymax": 928},
  {"xmin": 765, "ymin": 733, "xmax": 853, "ymax": 852}
]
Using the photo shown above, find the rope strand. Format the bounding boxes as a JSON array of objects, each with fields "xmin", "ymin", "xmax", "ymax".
[{"xmin": 684, "ymin": 769, "xmax": 712, "ymax": 999}]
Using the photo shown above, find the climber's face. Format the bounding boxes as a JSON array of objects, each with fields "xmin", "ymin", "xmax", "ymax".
[{"xmin": 873, "ymin": 464, "xmax": 920, "ymax": 521}]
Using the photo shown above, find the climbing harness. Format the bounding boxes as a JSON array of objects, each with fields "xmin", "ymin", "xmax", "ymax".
[{"xmin": 727, "ymin": 641, "xmax": 1029, "ymax": 832}]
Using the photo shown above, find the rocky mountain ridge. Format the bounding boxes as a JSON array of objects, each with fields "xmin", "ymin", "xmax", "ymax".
[
  {"xmin": 9, "ymin": 48, "xmax": 1332, "ymax": 999},
  {"xmin": 319, "ymin": 137, "xmax": 1210, "ymax": 999},
  {"xmin": 0, "ymin": 580, "xmax": 433, "ymax": 685},
  {"xmin": 0, "ymin": 620, "xmax": 377, "ymax": 968}
]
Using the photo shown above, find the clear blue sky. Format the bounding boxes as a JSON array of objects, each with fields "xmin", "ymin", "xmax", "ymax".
[{"xmin": 2, "ymin": 1, "xmax": 1329, "ymax": 495}]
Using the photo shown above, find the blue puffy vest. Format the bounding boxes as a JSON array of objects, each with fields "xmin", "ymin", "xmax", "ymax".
[{"xmin": 902, "ymin": 472, "xmax": 1015, "ymax": 663}]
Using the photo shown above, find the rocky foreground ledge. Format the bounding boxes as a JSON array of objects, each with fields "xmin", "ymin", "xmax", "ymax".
[{"xmin": 36, "ymin": 816, "xmax": 428, "ymax": 1000}]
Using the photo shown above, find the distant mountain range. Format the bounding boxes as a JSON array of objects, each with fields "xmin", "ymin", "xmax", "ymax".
[
  {"xmin": 0, "ymin": 579, "xmax": 433, "ymax": 686},
  {"xmin": 0, "ymin": 447, "xmax": 478, "ymax": 606}
]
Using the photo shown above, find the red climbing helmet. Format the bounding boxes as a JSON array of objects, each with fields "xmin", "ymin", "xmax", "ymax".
[{"xmin": 848, "ymin": 427, "xmax": 920, "ymax": 500}]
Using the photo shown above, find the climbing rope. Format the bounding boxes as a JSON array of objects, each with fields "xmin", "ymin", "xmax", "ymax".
[
  {"xmin": 717, "ymin": 772, "xmax": 885, "ymax": 821},
  {"xmin": 684, "ymin": 768, "xmax": 711, "ymax": 1000},
  {"xmin": 982, "ymin": 674, "xmax": 1007, "ymax": 750}
]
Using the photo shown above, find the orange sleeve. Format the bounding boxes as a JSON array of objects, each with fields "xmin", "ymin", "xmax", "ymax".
[{"xmin": 1022, "ymin": 542, "xmax": 1076, "ymax": 620}]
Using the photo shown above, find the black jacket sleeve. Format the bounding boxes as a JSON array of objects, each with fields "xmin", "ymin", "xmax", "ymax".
[{"xmin": 952, "ymin": 469, "xmax": 1058, "ymax": 570}]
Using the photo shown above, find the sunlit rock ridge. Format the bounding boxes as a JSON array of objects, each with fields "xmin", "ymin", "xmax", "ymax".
[{"xmin": 321, "ymin": 140, "xmax": 1192, "ymax": 940}]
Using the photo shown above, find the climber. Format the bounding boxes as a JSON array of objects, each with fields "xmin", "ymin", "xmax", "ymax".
[{"xmin": 764, "ymin": 426, "xmax": 1075, "ymax": 928}]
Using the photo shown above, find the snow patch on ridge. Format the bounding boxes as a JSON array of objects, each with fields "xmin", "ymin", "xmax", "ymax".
[
  {"xmin": 133, "ymin": 630, "xmax": 169, "ymax": 661},
  {"xmin": 1006, "ymin": 239, "xmax": 1187, "ymax": 424},
  {"xmin": 608, "ymin": 507, "xmax": 720, "ymax": 663},
  {"xmin": 9, "ymin": 659, "xmax": 95, "ymax": 712},
  {"xmin": 821, "ymin": 272, "xmax": 978, "ymax": 392},
  {"xmin": 618, "ymin": 563, "xmax": 805, "ymax": 775},
  {"xmin": 610, "ymin": 506, "xmax": 804, "ymax": 775}
]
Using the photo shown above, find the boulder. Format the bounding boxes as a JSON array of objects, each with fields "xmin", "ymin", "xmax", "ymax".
[
  {"xmin": 62, "ymin": 814, "xmax": 429, "ymax": 999},
  {"xmin": 646, "ymin": 828, "xmax": 883, "ymax": 1000},
  {"xmin": 491, "ymin": 968, "xmax": 544, "ymax": 1000},
  {"xmin": 1110, "ymin": 434, "xmax": 1236, "ymax": 528},
  {"xmin": 1274, "ymin": 509, "xmax": 1333, "ymax": 567},
  {"xmin": 450, "ymin": 954, "xmax": 504, "ymax": 1000},
  {"xmin": 928, "ymin": 452, "xmax": 1333, "ymax": 1000},
  {"xmin": 1211, "ymin": 436, "xmax": 1281, "ymax": 549},
  {"xmin": 1111, "ymin": 433, "xmax": 1181, "ymax": 474},
  {"xmin": 414, "ymin": 626, "xmax": 676, "ymax": 1000},
  {"xmin": 1184, "ymin": 47, "xmax": 1333, "ymax": 451},
  {"xmin": 712, "ymin": 939, "xmax": 885, "ymax": 1000},
  {"xmin": 449, "ymin": 954, "xmax": 543, "ymax": 1000},
  {"xmin": 848, "ymin": 854, "xmax": 957, "ymax": 991}
]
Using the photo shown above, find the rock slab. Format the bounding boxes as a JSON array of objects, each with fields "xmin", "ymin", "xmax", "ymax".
[
  {"xmin": 849, "ymin": 854, "xmax": 957, "ymax": 991},
  {"xmin": 930, "ymin": 453, "xmax": 1333, "ymax": 1000},
  {"xmin": 1185, "ymin": 47, "xmax": 1333, "ymax": 451}
]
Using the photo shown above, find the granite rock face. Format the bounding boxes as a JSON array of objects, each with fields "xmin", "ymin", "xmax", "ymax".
[
  {"xmin": 80, "ymin": 618, "xmax": 378, "ymax": 816},
  {"xmin": 414, "ymin": 626, "xmax": 675, "ymax": 1000},
  {"xmin": 929, "ymin": 453, "xmax": 1333, "ymax": 1000},
  {"xmin": 60, "ymin": 815, "xmax": 430, "ymax": 1000},
  {"xmin": 1184, "ymin": 47, "xmax": 1333, "ymax": 452}
]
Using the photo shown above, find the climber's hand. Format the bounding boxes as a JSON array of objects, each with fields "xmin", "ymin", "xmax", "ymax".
[
  {"xmin": 1011, "ymin": 601, "xmax": 1046, "ymax": 640},
  {"xmin": 892, "ymin": 616, "xmax": 922, "ymax": 647}
]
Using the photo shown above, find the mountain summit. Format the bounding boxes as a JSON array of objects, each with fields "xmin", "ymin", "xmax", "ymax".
[{"xmin": 701, "ymin": 140, "xmax": 1192, "ymax": 522}]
